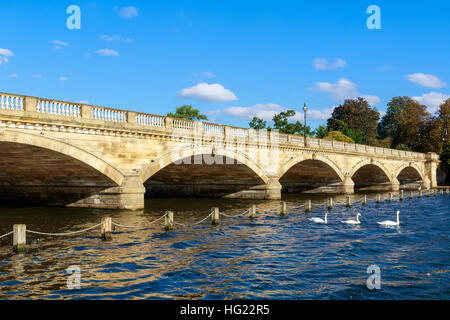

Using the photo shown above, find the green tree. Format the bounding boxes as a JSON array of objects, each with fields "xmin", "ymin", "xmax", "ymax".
[
  {"xmin": 249, "ymin": 117, "xmax": 267, "ymax": 130},
  {"xmin": 327, "ymin": 97, "xmax": 380, "ymax": 145},
  {"xmin": 323, "ymin": 131, "xmax": 355, "ymax": 143},
  {"xmin": 272, "ymin": 109, "xmax": 311, "ymax": 135},
  {"xmin": 378, "ymin": 96, "xmax": 430, "ymax": 151},
  {"xmin": 418, "ymin": 117, "xmax": 444, "ymax": 154},
  {"xmin": 167, "ymin": 105, "xmax": 208, "ymax": 121},
  {"xmin": 441, "ymin": 144, "xmax": 450, "ymax": 185},
  {"xmin": 394, "ymin": 143, "xmax": 411, "ymax": 151},
  {"xmin": 438, "ymin": 98, "xmax": 450, "ymax": 143},
  {"xmin": 314, "ymin": 125, "xmax": 329, "ymax": 138}
]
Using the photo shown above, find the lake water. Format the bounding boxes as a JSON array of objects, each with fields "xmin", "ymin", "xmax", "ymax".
[{"xmin": 0, "ymin": 192, "xmax": 448, "ymax": 299}]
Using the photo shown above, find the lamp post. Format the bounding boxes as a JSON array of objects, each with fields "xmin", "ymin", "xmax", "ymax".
[{"xmin": 303, "ymin": 103, "xmax": 308, "ymax": 147}]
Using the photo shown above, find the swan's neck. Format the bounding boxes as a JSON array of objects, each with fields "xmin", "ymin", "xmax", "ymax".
[
  {"xmin": 356, "ymin": 215, "xmax": 360, "ymax": 223},
  {"xmin": 396, "ymin": 212, "xmax": 400, "ymax": 224},
  {"xmin": 324, "ymin": 212, "xmax": 328, "ymax": 223}
]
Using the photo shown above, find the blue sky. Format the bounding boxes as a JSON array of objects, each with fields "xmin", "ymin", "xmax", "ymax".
[{"xmin": 1, "ymin": 0, "xmax": 449, "ymax": 129}]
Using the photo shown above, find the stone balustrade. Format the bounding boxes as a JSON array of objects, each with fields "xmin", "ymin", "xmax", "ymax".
[{"xmin": 0, "ymin": 91, "xmax": 426, "ymax": 160}]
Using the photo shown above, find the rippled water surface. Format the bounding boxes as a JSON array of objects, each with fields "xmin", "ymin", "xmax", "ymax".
[{"xmin": 0, "ymin": 193, "xmax": 449, "ymax": 299}]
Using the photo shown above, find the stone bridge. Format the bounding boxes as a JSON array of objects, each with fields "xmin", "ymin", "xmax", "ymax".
[{"xmin": 0, "ymin": 92, "xmax": 440, "ymax": 210}]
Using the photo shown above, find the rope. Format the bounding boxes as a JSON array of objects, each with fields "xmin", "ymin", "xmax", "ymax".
[
  {"xmin": 287, "ymin": 203, "xmax": 307, "ymax": 210},
  {"xmin": 191, "ymin": 213, "xmax": 213, "ymax": 226},
  {"xmin": 111, "ymin": 214, "xmax": 167, "ymax": 229},
  {"xmin": 256, "ymin": 204, "xmax": 282, "ymax": 212},
  {"xmin": 220, "ymin": 209, "xmax": 250, "ymax": 218},
  {"xmin": 311, "ymin": 201, "xmax": 329, "ymax": 207},
  {"xmin": 26, "ymin": 223, "xmax": 102, "ymax": 236},
  {"xmin": 0, "ymin": 231, "xmax": 13, "ymax": 239}
]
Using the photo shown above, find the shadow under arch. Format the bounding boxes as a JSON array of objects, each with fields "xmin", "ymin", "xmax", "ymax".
[
  {"xmin": 349, "ymin": 159, "xmax": 393, "ymax": 191},
  {"xmin": 0, "ymin": 130, "xmax": 126, "ymax": 206},
  {"xmin": 140, "ymin": 145, "xmax": 272, "ymax": 198},
  {"xmin": 395, "ymin": 164, "xmax": 424, "ymax": 190},
  {"xmin": 277, "ymin": 153, "xmax": 346, "ymax": 194}
]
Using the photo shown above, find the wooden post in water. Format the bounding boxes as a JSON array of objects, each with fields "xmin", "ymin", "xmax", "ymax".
[
  {"xmin": 101, "ymin": 217, "xmax": 112, "ymax": 241},
  {"xmin": 305, "ymin": 200, "xmax": 311, "ymax": 213},
  {"xmin": 409, "ymin": 191, "xmax": 413, "ymax": 200},
  {"xmin": 211, "ymin": 207, "xmax": 220, "ymax": 225},
  {"xmin": 433, "ymin": 189, "xmax": 437, "ymax": 197},
  {"xmin": 165, "ymin": 211, "xmax": 174, "ymax": 230},
  {"xmin": 13, "ymin": 224, "xmax": 26, "ymax": 252},
  {"xmin": 440, "ymin": 189, "xmax": 443, "ymax": 195},
  {"xmin": 400, "ymin": 190, "xmax": 404, "ymax": 201},
  {"xmin": 362, "ymin": 195, "xmax": 367, "ymax": 206},
  {"xmin": 249, "ymin": 204, "xmax": 256, "ymax": 219},
  {"xmin": 376, "ymin": 194, "xmax": 381, "ymax": 203},
  {"xmin": 388, "ymin": 192, "xmax": 393, "ymax": 202},
  {"xmin": 280, "ymin": 201, "xmax": 287, "ymax": 216},
  {"xmin": 346, "ymin": 196, "xmax": 351, "ymax": 208},
  {"xmin": 446, "ymin": 188, "xmax": 449, "ymax": 195},
  {"xmin": 426, "ymin": 190, "xmax": 430, "ymax": 198},
  {"xmin": 418, "ymin": 190, "xmax": 422, "ymax": 198},
  {"xmin": 328, "ymin": 198, "xmax": 333, "ymax": 210}
]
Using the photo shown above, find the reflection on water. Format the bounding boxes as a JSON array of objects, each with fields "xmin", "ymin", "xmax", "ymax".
[{"xmin": 0, "ymin": 193, "xmax": 449, "ymax": 299}]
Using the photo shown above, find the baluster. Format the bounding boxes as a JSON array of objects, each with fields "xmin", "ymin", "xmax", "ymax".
[
  {"xmin": 5, "ymin": 96, "xmax": 10, "ymax": 109},
  {"xmin": 0, "ymin": 95, "xmax": 3, "ymax": 109}
]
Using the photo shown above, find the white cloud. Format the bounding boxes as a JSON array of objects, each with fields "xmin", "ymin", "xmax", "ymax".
[
  {"xmin": 406, "ymin": 73, "xmax": 446, "ymax": 89},
  {"xmin": 0, "ymin": 48, "xmax": 14, "ymax": 65},
  {"xmin": 77, "ymin": 100, "xmax": 90, "ymax": 104},
  {"xmin": 50, "ymin": 40, "xmax": 69, "ymax": 50},
  {"xmin": 361, "ymin": 95, "xmax": 381, "ymax": 106},
  {"xmin": 32, "ymin": 74, "xmax": 42, "ymax": 78},
  {"xmin": 100, "ymin": 35, "xmax": 132, "ymax": 43},
  {"xmin": 178, "ymin": 83, "xmax": 238, "ymax": 102},
  {"xmin": 313, "ymin": 57, "xmax": 347, "ymax": 70},
  {"xmin": 310, "ymin": 78, "xmax": 358, "ymax": 100},
  {"xmin": 9, "ymin": 73, "xmax": 18, "ymax": 78},
  {"xmin": 309, "ymin": 78, "xmax": 381, "ymax": 105},
  {"xmin": 116, "ymin": 6, "xmax": 139, "ymax": 18},
  {"xmin": 97, "ymin": 49, "xmax": 120, "ymax": 57},
  {"xmin": 214, "ymin": 103, "xmax": 332, "ymax": 122},
  {"xmin": 59, "ymin": 76, "xmax": 68, "ymax": 82},
  {"xmin": 412, "ymin": 92, "xmax": 450, "ymax": 113}
]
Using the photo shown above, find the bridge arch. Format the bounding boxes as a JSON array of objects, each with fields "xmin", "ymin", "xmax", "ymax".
[
  {"xmin": 394, "ymin": 163, "xmax": 424, "ymax": 190},
  {"xmin": 277, "ymin": 153, "xmax": 346, "ymax": 193},
  {"xmin": 349, "ymin": 158, "xmax": 392, "ymax": 181},
  {"xmin": 140, "ymin": 145, "xmax": 272, "ymax": 198},
  {"xmin": 349, "ymin": 158, "xmax": 393, "ymax": 191},
  {"xmin": 394, "ymin": 163, "xmax": 424, "ymax": 180},
  {"xmin": 140, "ymin": 145, "xmax": 269, "ymax": 184},
  {"xmin": 278, "ymin": 153, "xmax": 345, "ymax": 181},
  {"xmin": 0, "ymin": 129, "xmax": 125, "ymax": 185}
]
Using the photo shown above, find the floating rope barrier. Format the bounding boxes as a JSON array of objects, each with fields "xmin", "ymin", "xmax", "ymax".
[
  {"xmin": 111, "ymin": 214, "xmax": 168, "ymax": 229},
  {"xmin": 191, "ymin": 213, "xmax": 213, "ymax": 226},
  {"xmin": 310, "ymin": 201, "xmax": 329, "ymax": 207},
  {"xmin": 256, "ymin": 204, "xmax": 282, "ymax": 213},
  {"xmin": 287, "ymin": 203, "xmax": 307, "ymax": 210},
  {"xmin": 26, "ymin": 223, "xmax": 102, "ymax": 236},
  {"xmin": 4, "ymin": 189, "xmax": 446, "ymax": 252},
  {"xmin": 219, "ymin": 209, "xmax": 250, "ymax": 218}
]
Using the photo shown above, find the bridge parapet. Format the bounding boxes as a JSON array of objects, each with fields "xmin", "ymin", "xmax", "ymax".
[{"xmin": 0, "ymin": 91, "xmax": 426, "ymax": 161}]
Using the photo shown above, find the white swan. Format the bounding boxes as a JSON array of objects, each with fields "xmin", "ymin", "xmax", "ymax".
[
  {"xmin": 309, "ymin": 211, "xmax": 328, "ymax": 224},
  {"xmin": 341, "ymin": 213, "xmax": 362, "ymax": 225},
  {"xmin": 378, "ymin": 210, "xmax": 400, "ymax": 227}
]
